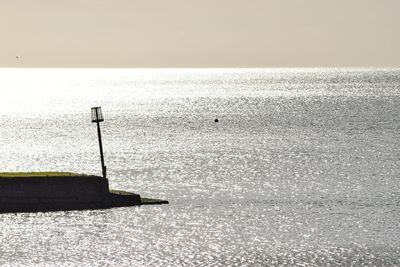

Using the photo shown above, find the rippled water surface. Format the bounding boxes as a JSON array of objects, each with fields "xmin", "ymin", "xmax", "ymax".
[{"xmin": 0, "ymin": 68, "xmax": 400, "ymax": 266}]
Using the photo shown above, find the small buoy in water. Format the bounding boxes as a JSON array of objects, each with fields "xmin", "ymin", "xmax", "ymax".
[{"xmin": 214, "ymin": 118, "xmax": 219, "ymax": 123}]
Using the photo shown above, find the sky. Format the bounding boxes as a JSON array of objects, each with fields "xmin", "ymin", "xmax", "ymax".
[{"xmin": 0, "ymin": 0, "xmax": 399, "ymax": 68}]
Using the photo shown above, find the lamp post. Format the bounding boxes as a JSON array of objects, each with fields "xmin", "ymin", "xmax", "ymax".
[{"xmin": 91, "ymin": 107, "xmax": 106, "ymax": 178}]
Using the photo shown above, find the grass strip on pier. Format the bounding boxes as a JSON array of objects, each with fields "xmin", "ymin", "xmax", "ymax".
[{"xmin": 0, "ymin": 172, "xmax": 85, "ymax": 178}]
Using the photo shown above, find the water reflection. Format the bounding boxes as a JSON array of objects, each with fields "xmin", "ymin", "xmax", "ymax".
[{"xmin": 0, "ymin": 69, "xmax": 399, "ymax": 266}]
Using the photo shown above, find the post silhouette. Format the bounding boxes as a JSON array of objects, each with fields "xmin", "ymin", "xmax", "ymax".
[{"xmin": 91, "ymin": 107, "xmax": 106, "ymax": 178}]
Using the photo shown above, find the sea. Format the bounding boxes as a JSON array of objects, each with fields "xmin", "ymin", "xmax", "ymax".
[{"xmin": 0, "ymin": 68, "xmax": 399, "ymax": 266}]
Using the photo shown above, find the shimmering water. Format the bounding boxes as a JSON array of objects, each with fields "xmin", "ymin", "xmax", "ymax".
[{"xmin": 0, "ymin": 68, "xmax": 400, "ymax": 266}]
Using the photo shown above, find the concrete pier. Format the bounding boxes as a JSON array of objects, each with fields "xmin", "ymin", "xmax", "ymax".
[{"xmin": 0, "ymin": 172, "xmax": 168, "ymax": 213}]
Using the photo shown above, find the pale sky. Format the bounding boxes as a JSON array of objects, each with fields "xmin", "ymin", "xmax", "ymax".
[{"xmin": 1, "ymin": 0, "xmax": 399, "ymax": 67}]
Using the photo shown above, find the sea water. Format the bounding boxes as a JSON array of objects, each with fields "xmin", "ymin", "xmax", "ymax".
[{"xmin": 0, "ymin": 68, "xmax": 399, "ymax": 266}]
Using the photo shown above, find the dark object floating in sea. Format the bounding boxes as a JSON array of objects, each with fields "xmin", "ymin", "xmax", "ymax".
[
  {"xmin": 214, "ymin": 118, "xmax": 219, "ymax": 123},
  {"xmin": 0, "ymin": 107, "xmax": 168, "ymax": 213}
]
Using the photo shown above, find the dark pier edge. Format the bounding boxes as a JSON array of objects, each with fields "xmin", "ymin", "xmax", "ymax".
[{"xmin": 0, "ymin": 173, "xmax": 168, "ymax": 213}]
